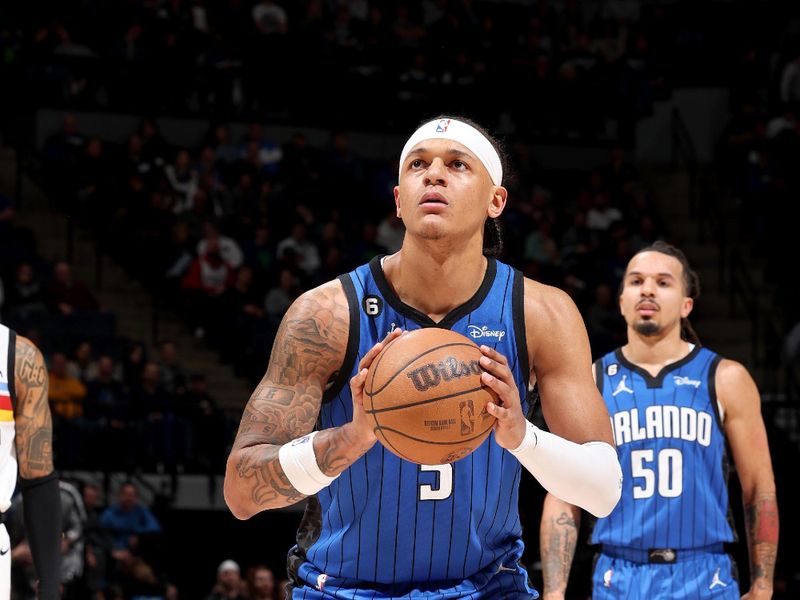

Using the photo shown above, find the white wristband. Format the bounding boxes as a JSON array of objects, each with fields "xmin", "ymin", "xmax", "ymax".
[{"xmin": 278, "ymin": 431, "xmax": 339, "ymax": 496}]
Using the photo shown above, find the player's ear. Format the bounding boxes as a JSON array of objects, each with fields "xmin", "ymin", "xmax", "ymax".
[
  {"xmin": 681, "ymin": 296, "xmax": 693, "ymax": 319},
  {"xmin": 393, "ymin": 185, "xmax": 402, "ymax": 218},
  {"xmin": 487, "ymin": 186, "xmax": 507, "ymax": 219}
]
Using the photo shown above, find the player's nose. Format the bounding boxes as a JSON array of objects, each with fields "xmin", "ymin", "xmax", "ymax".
[{"xmin": 424, "ymin": 157, "xmax": 447, "ymax": 185}]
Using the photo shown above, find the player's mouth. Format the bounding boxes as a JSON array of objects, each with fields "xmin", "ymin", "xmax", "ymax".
[
  {"xmin": 636, "ymin": 301, "xmax": 659, "ymax": 316},
  {"xmin": 419, "ymin": 191, "xmax": 449, "ymax": 206}
]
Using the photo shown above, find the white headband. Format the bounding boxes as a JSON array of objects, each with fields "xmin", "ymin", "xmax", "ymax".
[{"xmin": 398, "ymin": 118, "xmax": 503, "ymax": 185}]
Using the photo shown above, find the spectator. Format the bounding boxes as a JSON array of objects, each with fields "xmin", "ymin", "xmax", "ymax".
[
  {"xmin": 245, "ymin": 565, "xmax": 275, "ymax": 600},
  {"xmin": 43, "ymin": 113, "xmax": 85, "ymax": 167},
  {"xmin": 205, "ymin": 559, "xmax": 247, "ymax": 600},
  {"xmin": 211, "ymin": 124, "xmax": 240, "ymax": 165},
  {"xmin": 237, "ymin": 123, "xmax": 283, "ymax": 178},
  {"xmin": 251, "ymin": 0, "xmax": 288, "ymax": 36},
  {"xmin": 182, "ymin": 373, "xmax": 228, "ymax": 472},
  {"xmin": 523, "ymin": 219, "xmax": 559, "ymax": 265},
  {"xmin": 182, "ymin": 238, "xmax": 236, "ymax": 338},
  {"xmin": 586, "ymin": 191, "xmax": 623, "ymax": 232},
  {"xmin": 85, "ymin": 355, "xmax": 131, "ymax": 470},
  {"xmin": 276, "ymin": 222, "xmax": 320, "ymax": 276},
  {"xmin": 49, "ymin": 350, "xmax": 87, "ymax": 467},
  {"xmin": 74, "ymin": 137, "xmax": 114, "ymax": 228},
  {"xmin": 49, "ymin": 351, "xmax": 87, "ymax": 421},
  {"xmin": 376, "ymin": 208, "xmax": 405, "ymax": 253},
  {"xmin": 780, "ymin": 54, "xmax": 800, "ymax": 107},
  {"xmin": 122, "ymin": 341, "xmax": 147, "ymax": 389},
  {"xmin": 59, "ymin": 479, "xmax": 89, "ymax": 596},
  {"xmin": 67, "ymin": 340, "xmax": 100, "ymax": 382},
  {"xmin": 349, "ymin": 222, "xmax": 388, "ymax": 265},
  {"xmin": 157, "ymin": 339, "xmax": 187, "ymax": 396},
  {"xmin": 166, "ymin": 149, "xmax": 200, "ymax": 213},
  {"xmin": 197, "ymin": 221, "xmax": 244, "ymax": 269},
  {"xmin": 242, "ymin": 225, "xmax": 276, "ymax": 273},
  {"xmin": 7, "ymin": 479, "xmax": 88, "ymax": 599},
  {"xmin": 82, "ymin": 482, "xmax": 113, "ymax": 596},
  {"xmin": 44, "ymin": 261, "xmax": 100, "ymax": 314},
  {"xmin": 264, "ymin": 268, "xmax": 299, "ymax": 325},
  {"xmin": 130, "ymin": 362, "xmax": 177, "ymax": 469},
  {"xmin": 139, "ymin": 118, "xmax": 168, "ymax": 168},
  {"xmin": 601, "ymin": 147, "xmax": 639, "ymax": 199},
  {"xmin": 99, "ymin": 482, "xmax": 161, "ymax": 553},
  {"xmin": 3, "ymin": 262, "xmax": 47, "ymax": 319},
  {"xmin": 585, "ymin": 283, "xmax": 624, "ymax": 358}
]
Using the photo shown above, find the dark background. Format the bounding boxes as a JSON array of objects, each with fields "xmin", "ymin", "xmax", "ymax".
[{"xmin": 1, "ymin": 0, "xmax": 799, "ymax": 598}]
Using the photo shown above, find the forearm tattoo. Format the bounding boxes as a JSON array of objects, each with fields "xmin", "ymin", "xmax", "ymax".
[
  {"xmin": 744, "ymin": 494, "xmax": 779, "ymax": 589},
  {"xmin": 234, "ymin": 444, "xmax": 307, "ymax": 506},
  {"xmin": 542, "ymin": 511, "xmax": 578, "ymax": 594},
  {"xmin": 315, "ymin": 425, "xmax": 373, "ymax": 476},
  {"xmin": 229, "ymin": 285, "xmax": 349, "ymax": 510},
  {"xmin": 14, "ymin": 338, "xmax": 54, "ymax": 478}
]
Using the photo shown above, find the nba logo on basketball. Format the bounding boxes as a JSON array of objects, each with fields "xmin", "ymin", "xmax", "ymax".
[
  {"xmin": 460, "ymin": 399, "xmax": 475, "ymax": 435},
  {"xmin": 436, "ymin": 119, "xmax": 451, "ymax": 133}
]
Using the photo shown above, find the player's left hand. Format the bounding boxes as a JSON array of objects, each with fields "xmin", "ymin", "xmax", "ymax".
[{"xmin": 479, "ymin": 345, "xmax": 527, "ymax": 450}]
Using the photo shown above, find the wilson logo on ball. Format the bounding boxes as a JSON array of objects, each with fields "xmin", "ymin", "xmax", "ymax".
[{"xmin": 405, "ymin": 356, "xmax": 482, "ymax": 392}]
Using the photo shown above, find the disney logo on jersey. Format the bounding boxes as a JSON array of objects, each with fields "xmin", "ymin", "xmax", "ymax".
[
  {"xmin": 407, "ymin": 356, "xmax": 482, "ymax": 392},
  {"xmin": 673, "ymin": 375, "xmax": 701, "ymax": 388},
  {"xmin": 467, "ymin": 324, "xmax": 506, "ymax": 342}
]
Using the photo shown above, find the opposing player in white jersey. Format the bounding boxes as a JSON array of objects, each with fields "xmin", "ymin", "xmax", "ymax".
[{"xmin": 0, "ymin": 324, "xmax": 61, "ymax": 599}]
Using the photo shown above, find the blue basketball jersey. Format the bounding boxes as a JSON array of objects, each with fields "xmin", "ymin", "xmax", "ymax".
[
  {"xmin": 287, "ymin": 256, "xmax": 536, "ymax": 598},
  {"xmin": 591, "ymin": 346, "xmax": 735, "ymax": 550}
]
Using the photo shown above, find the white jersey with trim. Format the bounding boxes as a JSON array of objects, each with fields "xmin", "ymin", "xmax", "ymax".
[{"xmin": 0, "ymin": 325, "xmax": 18, "ymax": 513}]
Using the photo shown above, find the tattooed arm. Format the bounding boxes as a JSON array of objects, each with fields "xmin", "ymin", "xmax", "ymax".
[
  {"xmin": 14, "ymin": 335, "xmax": 54, "ymax": 478},
  {"xmin": 224, "ymin": 280, "xmax": 400, "ymax": 519},
  {"xmin": 539, "ymin": 493, "xmax": 581, "ymax": 599},
  {"xmin": 717, "ymin": 359, "xmax": 778, "ymax": 599},
  {"xmin": 14, "ymin": 335, "xmax": 61, "ymax": 600}
]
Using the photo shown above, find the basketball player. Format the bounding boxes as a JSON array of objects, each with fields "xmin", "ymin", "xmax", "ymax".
[
  {"xmin": 539, "ymin": 242, "xmax": 778, "ymax": 599},
  {"xmin": 0, "ymin": 323, "xmax": 61, "ymax": 599},
  {"xmin": 224, "ymin": 116, "xmax": 622, "ymax": 598}
]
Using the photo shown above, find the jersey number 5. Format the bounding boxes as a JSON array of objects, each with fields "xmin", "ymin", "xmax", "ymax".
[
  {"xmin": 631, "ymin": 448, "xmax": 683, "ymax": 499},
  {"xmin": 419, "ymin": 464, "xmax": 453, "ymax": 500}
]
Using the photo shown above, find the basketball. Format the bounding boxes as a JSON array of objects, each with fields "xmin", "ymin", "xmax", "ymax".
[{"xmin": 364, "ymin": 328, "xmax": 498, "ymax": 465}]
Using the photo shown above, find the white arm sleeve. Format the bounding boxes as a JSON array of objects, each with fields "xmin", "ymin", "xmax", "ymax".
[{"xmin": 510, "ymin": 421, "xmax": 622, "ymax": 517}]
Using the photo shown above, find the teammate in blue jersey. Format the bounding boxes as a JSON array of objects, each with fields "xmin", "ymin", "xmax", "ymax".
[
  {"xmin": 540, "ymin": 242, "xmax": 779, "ymax": 600},
  {"xmin": 224, "ymin": 115, "xmax": 622, "ymax": 599}
]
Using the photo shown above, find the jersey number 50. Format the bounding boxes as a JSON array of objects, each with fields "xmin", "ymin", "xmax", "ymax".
[{"xmin": 631, "ymin": 448, "xmax": 683, "ymax": 499}]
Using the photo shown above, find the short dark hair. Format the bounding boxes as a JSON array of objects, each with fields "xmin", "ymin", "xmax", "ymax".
[{"xmin": 628, "ymin": 241, "xmax": 702, "ymax": 345}]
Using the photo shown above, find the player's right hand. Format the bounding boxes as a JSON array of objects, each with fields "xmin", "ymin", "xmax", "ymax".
[{"xmin": 347, "ymin": 328, "xmax": 404, "ymax": 449}]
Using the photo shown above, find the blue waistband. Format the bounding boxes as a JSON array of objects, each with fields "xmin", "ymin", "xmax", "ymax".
[{"xmin": 601, "ymin": 544, "xmax": 725, "ymax": 564}]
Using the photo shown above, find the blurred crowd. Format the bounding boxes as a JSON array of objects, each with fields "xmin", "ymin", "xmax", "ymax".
[
  {"xmin": 6, "ymin": 478, "xmax": 284, "ymax": 600},
  {"xmin": 28, "ymin": 111, "xmax": 660, "ymax": 381},
  {"xmin": 0, "ymin": 0, "xmax": 682, "ymax": 142},
  {"xmin": 713, "ymin": 13, "xmax": 800, "ymax": 375},
  {"xmin": 0, "ymin": 234, "xmax": 234, "ymax": 474}
]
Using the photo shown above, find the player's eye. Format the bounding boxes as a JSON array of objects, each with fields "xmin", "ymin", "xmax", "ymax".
[
  {"xmin": 658, "ymin": 280, "xmax": 670, "ymax": 287},
  {"xmin": 410, "ymin": 159, "xmax": 425, "ymax": 169},
  {"xmin": 451, "ymin": 160, "xmax": 467, "ymax": 170},
  {"xmin": 630, "ymin": 278, "xmax": 641, "ymax": 285}
]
